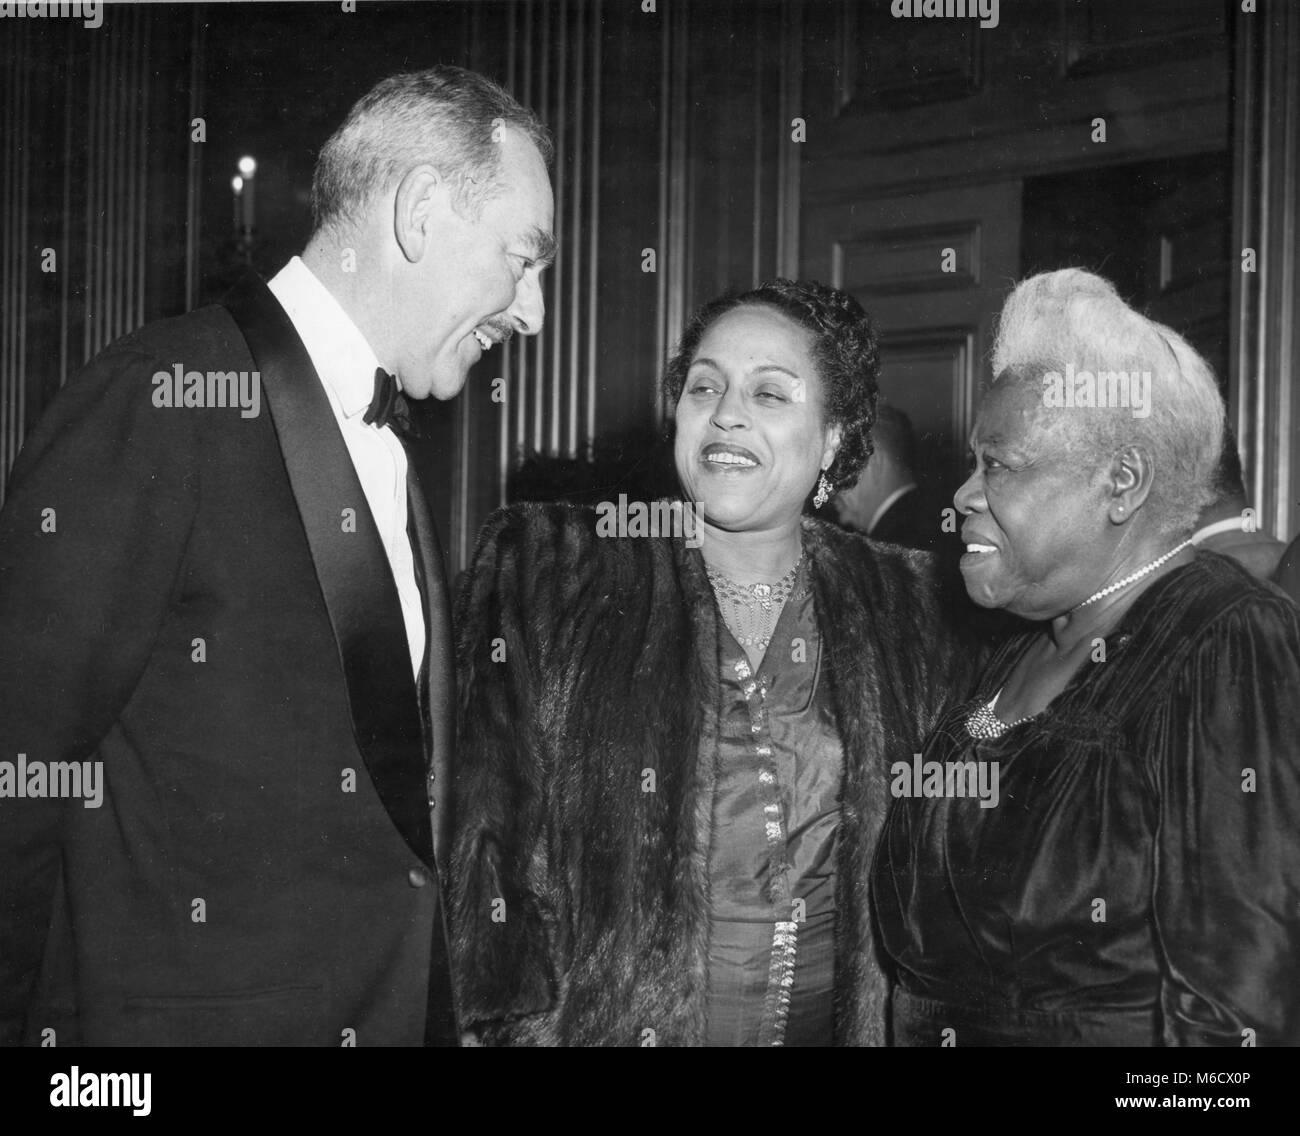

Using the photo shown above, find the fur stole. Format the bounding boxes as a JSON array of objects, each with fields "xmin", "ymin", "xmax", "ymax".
[{"xmin": 449, "ymin": 503, "xmax": 973, "ymax": 1045}]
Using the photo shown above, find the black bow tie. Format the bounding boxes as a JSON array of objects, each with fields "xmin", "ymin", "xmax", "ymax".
[{"xmin": 363, "ymin": 367, "xmax": 412, "ymax": 435}]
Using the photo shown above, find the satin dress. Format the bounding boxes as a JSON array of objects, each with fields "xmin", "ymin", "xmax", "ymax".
[
  {"xmin": 704, "ymin": 561, "xmax": 844, "ymax": 1046},
  {"xmin": 873, "ymin": 553, "xmax": 1300, "ymax": 1046}
]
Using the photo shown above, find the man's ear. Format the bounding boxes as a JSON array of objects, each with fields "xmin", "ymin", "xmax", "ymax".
[
  {"xmin": 392, "ymin": 164, "xmax": 447, "ymax": 264},
  {"xmin": 1106, "ymin": 444, "xmax": 1155, "ymax": 524}
]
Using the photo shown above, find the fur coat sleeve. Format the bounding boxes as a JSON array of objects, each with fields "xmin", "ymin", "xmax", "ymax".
[{"xmin": 447, "ymin": 505, "xmax": 570, "ymax": 1031}]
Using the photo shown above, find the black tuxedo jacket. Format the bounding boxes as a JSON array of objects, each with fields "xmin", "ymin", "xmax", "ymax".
[{"xmin": 0, "ymin": 272, "xmax": 457, "ymax": 1046}]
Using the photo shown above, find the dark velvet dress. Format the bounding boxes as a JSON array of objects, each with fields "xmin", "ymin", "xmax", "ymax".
[
  {"xmin": 873, "ymin": 552, "xmax": 1300, "ymax": 1046},
  {"xmin": 705, "ymin": 561, "xmax": 843, "ymax": 1046}
]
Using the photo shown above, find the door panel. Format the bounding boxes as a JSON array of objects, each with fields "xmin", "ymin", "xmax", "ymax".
[{"xmin": 805, "ymin": 181, "xmax": 1021, "ymax": 497}]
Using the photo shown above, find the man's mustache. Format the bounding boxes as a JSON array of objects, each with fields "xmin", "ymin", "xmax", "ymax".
[{"xmin": 485, "ymin": 319, "xmax": 515, "ymax": 345}]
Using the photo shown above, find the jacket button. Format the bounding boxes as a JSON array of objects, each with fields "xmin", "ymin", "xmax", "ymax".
[{"xmin": 408, "ymin": 867, "xmax": 429, "ymax": 888}]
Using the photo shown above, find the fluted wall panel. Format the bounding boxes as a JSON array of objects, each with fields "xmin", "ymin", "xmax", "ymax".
[
  {"xmin": 1, "ymin": 23, "xmax": 33, "ymax": 502},
  {"xmin": 495, "ymin": 0, "xmax": 603, "ymax": 500},
  {"xmin": 0, "ymin": 7, "xmax": 195, "ymax": 503}
]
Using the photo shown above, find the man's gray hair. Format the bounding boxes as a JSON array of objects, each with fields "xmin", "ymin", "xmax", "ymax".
[
  {"xmin": 991, "ymin": 268, "xmax": 1224, "ymax": 535},
  {"xmin": 311, "ymin": 66, "xmax": 553, "ymax": 233}
]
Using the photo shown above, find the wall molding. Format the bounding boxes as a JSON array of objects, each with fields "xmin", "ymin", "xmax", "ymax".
[{"xmin": 1231, "ymin": 0, "xmax": 1300, "ymax": 540}]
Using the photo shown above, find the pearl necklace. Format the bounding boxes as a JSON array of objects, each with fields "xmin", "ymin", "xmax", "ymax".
[{"xmin": 1072, "ymin": 539, "xmax": 1194, "ymax": 611}]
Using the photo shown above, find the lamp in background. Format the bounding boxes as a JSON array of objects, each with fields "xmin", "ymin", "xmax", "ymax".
[
  {"xmin": 233, "ymin": 156, "xmax": 257, "ymax": 265},
  {"xmin": 237, "ymin": 156, "xmax": 257, "ymax": 236},
  {"xmin": 231, "ymin": 175, "xmax": 243, "ymax": 235}
]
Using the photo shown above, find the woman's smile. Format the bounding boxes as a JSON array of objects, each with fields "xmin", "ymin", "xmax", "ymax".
[
  {"xmin": 700, "ymin": 442, "xmax": 762, "ymax": 472},
  {"xmin": 959, "ymin": 544, "xmax": 999, "ymax": 569},
  {"xmin": 959, "ymin": 530, "xmax": 1001, "ymax": 571},
  {"xmin": 673, "ymin": 305, "xmax": 839, "ymax": 533}
]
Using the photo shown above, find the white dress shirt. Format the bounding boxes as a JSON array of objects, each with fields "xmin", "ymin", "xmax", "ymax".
[{"xmin": 267, "ymin": 256, "xmax": 425, "ymax": 678}]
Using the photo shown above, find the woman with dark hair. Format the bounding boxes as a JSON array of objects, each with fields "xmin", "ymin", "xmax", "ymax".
[
  {"xmin": 449, "ymin": 279, "xmax": 973, "ymax": 1045},
  {"xmin": 873, "ymin": 268, "xmax": 1300, "ymax": 1046}
]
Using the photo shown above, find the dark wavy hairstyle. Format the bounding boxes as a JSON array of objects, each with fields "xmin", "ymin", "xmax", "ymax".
[{"xmin": 662, "ymin": 279, "xmax": 880, "ymax": 494}]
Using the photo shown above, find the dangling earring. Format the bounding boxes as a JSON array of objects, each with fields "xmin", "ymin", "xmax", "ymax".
[{"xmin": 813, "ymin": 472, "xmax": 831, "ymax": 509}]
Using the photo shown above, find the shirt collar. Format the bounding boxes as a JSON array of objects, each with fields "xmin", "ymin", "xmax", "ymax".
[
  {"xmin": 266, "ymin": 256, "xmax": 385, "ymax": 421},
  {"xmin": 869, "ymin": 483, "xmax": 918, "ymax": 534},
  {"xmin": 1191, "ymin": 516, "xmax": 1256, "ymax": 544}
]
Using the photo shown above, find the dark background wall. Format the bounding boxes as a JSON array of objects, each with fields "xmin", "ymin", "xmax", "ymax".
[{"xmin": 2, "ymin": 0, "xmax": 1298, "ymax": 571}]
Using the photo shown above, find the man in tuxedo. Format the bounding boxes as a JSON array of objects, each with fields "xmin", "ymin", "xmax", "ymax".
[
  {"xmin": 833, "ymin": 404, "xmax": 934, "ymax": 551},
  {"xmin": 0, "ymin": 66, "xmax": 554, "ymax": 1046},
  {"xmin": 1189, "ymin": 426, "xmax": 1286, "ymax": 579}
]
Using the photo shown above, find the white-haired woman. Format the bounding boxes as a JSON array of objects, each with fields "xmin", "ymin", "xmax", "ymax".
[{"xmin": 872, "ymin": 268, "xmax": 1300, "ymax": 1046}]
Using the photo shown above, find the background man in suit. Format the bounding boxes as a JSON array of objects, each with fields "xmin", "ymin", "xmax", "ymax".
[
  {"xmin": 1189, "ymin": 425, "xmax": 1286, "ymax": 579},
  {"xmin": 1275, "ymin": 536, "xmax": 1300, "ymax": 605},
  {"xmin": 0, "ymin": 66, "xmax": 554, "ymax": 1046},
  {"xmin": 832, "ymin": 404, "xmax": 933, "ymax": 550}
]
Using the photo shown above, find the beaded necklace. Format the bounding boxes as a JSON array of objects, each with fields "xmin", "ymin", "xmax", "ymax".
[
  {"xmin": 706, "ymin": 553, "xmax": 804, "ymax": 651},
  {"xmin": 964, "ymin": 689, "xmax": 1033, "ymax": 739}
]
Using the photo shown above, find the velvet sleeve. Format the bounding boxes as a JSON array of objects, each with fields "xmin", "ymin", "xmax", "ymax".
[
  {"xmin": 448, "ymin": 507, "xmax": 561, "ymax": 1033},
  {"xmin": 1149, "ymin": 592, "xmax": 1300, "ymax": 1046}
]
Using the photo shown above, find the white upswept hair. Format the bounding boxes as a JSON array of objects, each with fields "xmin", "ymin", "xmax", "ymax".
[{"xmin": 990, "ymin": 268, "xmax": 1224, "ymax": 535}]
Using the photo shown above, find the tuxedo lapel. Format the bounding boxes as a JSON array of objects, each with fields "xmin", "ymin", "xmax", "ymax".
[
  {"xmin": 404, "ymin": 461, "xmax": 454, "ymax": 872},
  {"xmin": 221, "ymin": 271, "xmax": 434, "ymax": 869}
]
